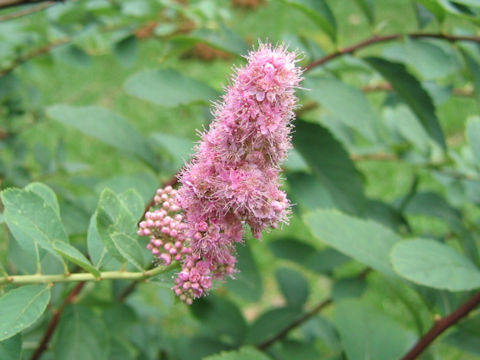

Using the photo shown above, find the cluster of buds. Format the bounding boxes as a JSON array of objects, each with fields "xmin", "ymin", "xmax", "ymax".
[{"xmin": 139, "ymin": 186, "xmax": 192, "ymax": 265}]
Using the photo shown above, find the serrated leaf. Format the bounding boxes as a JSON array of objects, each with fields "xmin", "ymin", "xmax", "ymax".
[
  {"xmin": 364, "ymin": 57, "xmax": 446, "ymax": 149},
  {"xmin": 95, "ymin": 189, "xmax": 138, "ymax": 264},
  {"xmin": 0, "ymin": 285, "xmax": 51, "ymax": 341},
  {"xmin": 25, "ymin": 182, "xmax": 59, "ymax": 215},
  {"xmin": 275, "ymin": 267, "xmax": 309, "ymax": 308},
  {"xmin": 293, "ymin": 120, "xmax": 366, "ymax": 215},
  {"xmin": 334, "ymin": 300, "xmax": 412, "ymax": 360},
  {"xmin": 391, "ymin": 239, "xmax": 480, "ymax": 291},
  {"xmin": 87, "ymin": 214, "xmax": 107, "ymax": 268},
  {"xmin": 0, "ymin": 334, "xmax": 21, "ymax": 360},
  {"xmin": 53, "ymin": 241, "xmax": 100, "ymax": 278},
  {"xmin": 225, "ymin": 241, "xmax": 262, "ymax": 302},
  {"xmin": 1, "ymin": 188, "xmax": 68, "ymax": 260},
  {"xmin": 353, "ymin": 0, "xmax": 375, "ymax": 25},
  {"xmin": 304, "ymin": 77, "xmax": 378, "ymax": 141},
  {"xmin": 47, "ymin": 105, "xmax": 157, "ymax": 168},
  {"xmin": 303, "ymin": 210, "xmax": 399, "ymax": 276},
  {"xmin": 247, "ymin": 307, "xmax": 301, "ymax": 345},
  {"xmin": 118, "ymin": 188, "xmax": 145, "ymax": 221},
  {"xmin": 113, "ymin": 35, "xmax": 138, "ymax": 67},
  {"xmin": 55, "ymin": 305, "xmax": 109, "ymax": 360},
  {"xmin": 467, "ymin": 116, "xmax": 480, "ymax": 165},
  {"xmin": 281, "ymin": 0, "xmax": 336, "ymax": 41},
  {"xmin": 111, "ymin": 232, "xmax": 144, "ymax": 271},
  {"xmin": 204, "ymin": 347, "xmax": 270, "ymax": 360},
  {"xmin": 124, "ymin": 69, "xmax": 218, "ymax": 107}
]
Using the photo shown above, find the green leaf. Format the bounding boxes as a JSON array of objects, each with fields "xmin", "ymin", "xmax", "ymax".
[
  {"xmin": 281, "ymin": 0, "xmax": 336, "ymax": 41},
  {"xmin": 404, "ymin": 192, "xmax": 463, "ymax": 233},
  {"xmin": 204, "ymin": 347, "xmax": 270, "ymax": 360},
  {"xmin": 467, "ymin": 116, "xmax": 480, "ymax": 164},
  {"xmin": 303, "ymin": 210, "xmax": 400, "ymax": 276},
  {"xmin": 87, "ymin": 214, "xmax": 107, "ymax": 268},
  {"xmin": 111, "ymin": 232, "xmax": 144, "ymax": 271},
  {"xmin": 183, "ymin": 26, "xmax": 248, "ymax": 55},
  {"xmin": 52, "ymin": 241, "xmax": 100, "ymax": 278},
  {"xmin": 437, "ymin": 0, "xmax": 480, "ymax": 22},
  {"xmin": 405, "ymin": 38, "xmax": 456, "ymax": 79},
  {"xmin": 304, "ymin": 77, "xmax": 378, "ymax": 141},
  {"xmin": 124, "ymin": 69, "xmax": 218, "ymax": 107},
  {"xmin": 1, "ymin": 188, "xmax": 68, "ymax": 260},
  {"xmin": 414, "ymin": 0, "xmax": 445, "ymax": 22},
  {"xmin": 226, "ymin": 241, "xmax": 262, "ymax": 302},
  {"xmin": 118, "ymin": 188, "xmax": 145, "ymax": 221},
  {"xmin": 247, "ymin": 307, "xmax": 301, "ymax": 345},
  {"xmin": 353, "ymin": 0, "xmax": 375, "ymax": 25},
  {"xmin": 268, "ymin": 238, "xmax": 317, "ymax": 264},
  {"xmin": 191, "ymin": 295, "xmax": 247, "ymax": 346},
  {"xmin": 55, "ymin": 305, "xmax": 109, "ymax": 360},
  {"xmin": 47, "ymin": 105, "xmax": 157, "ymax": 168},
  {"xmin": 293, "ymin": 120, "xmax": 366, "ymax": 215},
  {"xmin": 278, "ymin": 340, "xmax": 324, "ymax": 360},
  {"xmin": 391, "ymin": 239, "xmax": 480, "ymax": 291},
  {"xmin": 54, "ymin": 44, "xmax": 92, "ymax": 68},
  {"xmin": 332, "ymin": 277, "xmax": 367, "ymax": 301},
  {"xmin": 364, "ymin": 57, "xmax": 446, "ymax": 149},
  {"xmin": 306, "ymin": 248, "xmax": 350, "ymax": 274},
  {"xmin": 413, "ymin": 2, "xmax": 435, "ymax": 28},
  {"xmin": 288, "ymin": 172, "xmax": 335, "ymax": 211},
  {"xmin": 0, "ymin": 285, "xmax": 51, "ymax": 341},
  {"xmin": 0, "ymin": 334, "xmax": 21, "ymax": 360},
  {"xmin": 461, "ymin": 49, "xmax": 480, "ymax": 103},
  {"xmin": 95, "ymin": 189, "xmax": 139, "ymax": 264},
  {"xmin": 113, "ymin": 35, "xmax": 139, "ymax": 67},
  {"xmin": 443, "ymin": 313, "xmax": 480, "ymax": 356},
  {"xmin": 25, "ymin": 182, "xmax": 60, "ymax": 215},
  {"xmin": 334, "ymin": 300, "xmax": 412, "ymax": 360},
  {"xmin": 275, "ymin": 267, "xmax": 309, "ymax": 308},
  {"xmin": 151, "ymin": 132, "xmax": 193, "ymax": 169}
]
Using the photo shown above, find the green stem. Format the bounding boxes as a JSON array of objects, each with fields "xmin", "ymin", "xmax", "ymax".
[{"xmin": 0, "ymin": 263, "xmax": 178, "ymax": 285}]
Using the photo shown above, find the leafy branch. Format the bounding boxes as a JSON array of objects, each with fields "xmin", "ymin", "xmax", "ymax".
[
  {"xmin": 0, "ymin": 264, "xmax": 178, "ymax": 284},
  {"xmin": 305, "ymin": 33, "xmax": 480, "ymax": 72},
  {"xmin": 0, "ymin": 1, "xmax": 54, "ymax": 21},
  {"xmin": 0, "ymin": 0, "xmax": 59, "ymax": 11}
]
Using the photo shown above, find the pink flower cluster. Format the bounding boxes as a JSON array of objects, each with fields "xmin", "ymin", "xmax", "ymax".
[{"xmin": 139, "ymin": 43, "xmax": 302, "ymax": 304}]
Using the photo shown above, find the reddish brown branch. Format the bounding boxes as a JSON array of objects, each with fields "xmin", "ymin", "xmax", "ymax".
[
  {"xmin": 401, "ymin": 291, "xmax": 480, "ymax": 360},
  {"xmin": 362, "ymin": 83, "xmax": 474, "ymax": 97},
  {"xmin": 0, "ymin": 0, "xmax": 58, "ymax": 10},
  {"xmin": 0, "ymin": 1, "xmax": 53, "ymax": 21},
  {"xmin": 30, "ymin": 282, "xmax": 85, "ymax": 360},
  {"xmin": 257, "ymin": 297, "xmax": 333, "ymax": 350},
  {"xmin": 305, "ymin": 33, "xmax": 480, "ymax": 72}
]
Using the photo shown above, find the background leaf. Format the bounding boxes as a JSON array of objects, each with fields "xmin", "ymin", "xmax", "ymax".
[
  {"xmin": 275, "ymin": 267, "xmax": 309, "ymax": 308},
  {"xmin": 391, "ymin": 238, "xmax": 480, "ymax": 290},
  {"xmin": 303, "ymin": 210, "xmax": 399, "ymax": 276},
  {"xmin": 293, "ymin": 120, "xmax": 366, "ymax": 215},
  {"xmin": 364, "ymin": 57, "xmax": 446, "ymax": 149},
  {"xmin": 124, "ymin": 69, "xmax": 218, "ymax": 107},
  {"xmin": 47, "ymin": 105, "xmax": 157, "ymax": 168},
  {"xmin": 0, "ymin": 285, "xmax": 51, "ymax": 341}
]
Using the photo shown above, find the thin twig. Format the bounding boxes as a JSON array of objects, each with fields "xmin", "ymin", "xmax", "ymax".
[
  {"xmin": 401, "ymin": 291, "xmax": 480, "ymax": 360},
  {"xmin": 305, "ymin": 33, "xmax": 480, "ymax": 72},
  {"xmin": 0, "ymin": 2, "xmax": 53, "ymax": 21},
  {"xmin": 257, "ymin": 297, "xmax": 333, "ymax": 350},
  {"xmin": 30, "ymin": 282, "xmax": 85, "ymax": 360},
  {"xmin": 0, "ymin": 0, "xmax": 58, "ymax": 10},
  {"xmin": 362, "ymin": 83, "xmax": 475, "ymax": 97}
]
